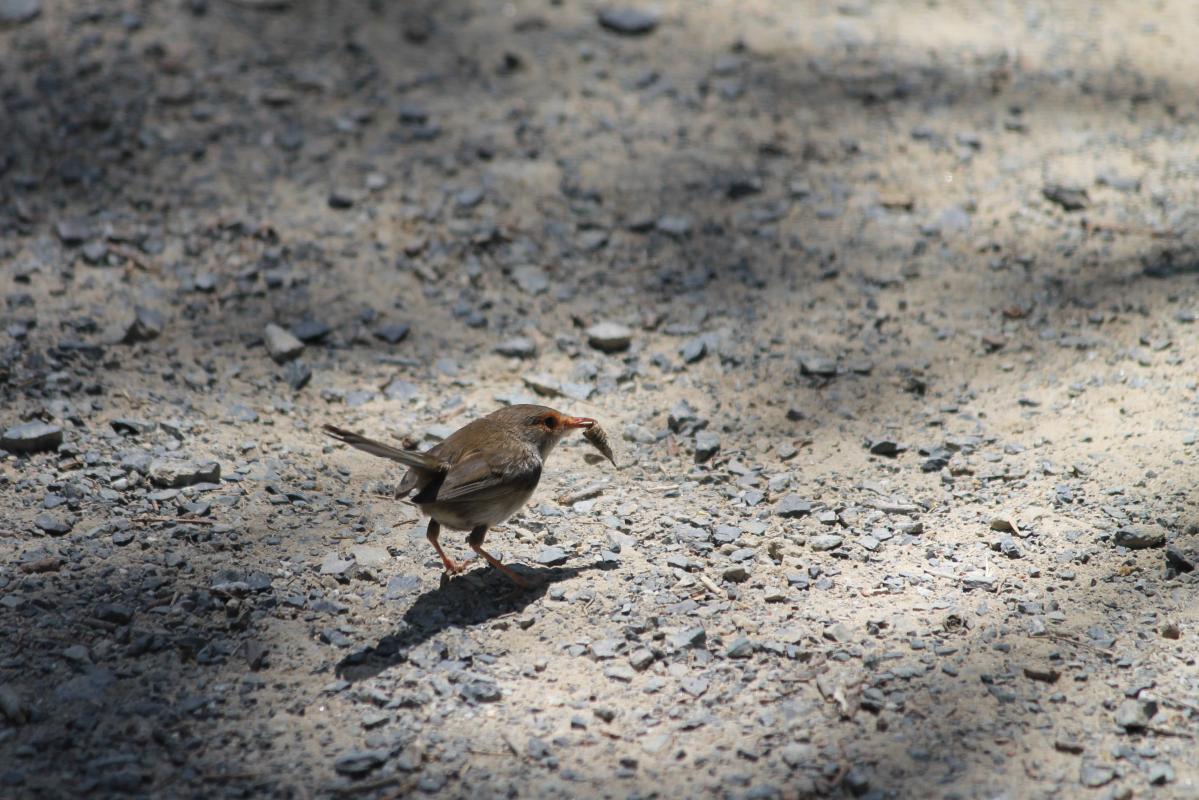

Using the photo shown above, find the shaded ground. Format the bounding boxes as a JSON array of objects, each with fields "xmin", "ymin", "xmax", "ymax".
[{"xmin": 4, "ymin": 1, "xmax": 1199, "ymax": 798}]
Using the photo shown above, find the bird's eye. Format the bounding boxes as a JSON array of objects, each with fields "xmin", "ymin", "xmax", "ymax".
[{"xmin": 543, "ymin": 415, "xmax": 558, "ymax": 429}]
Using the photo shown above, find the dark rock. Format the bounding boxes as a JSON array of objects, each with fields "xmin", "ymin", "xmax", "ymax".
[
  {"xmin": 694, "ymin": 430, "xmax": 721, "ymax": 463},
  {"xmin": 290, "ymin": 318, "xmax": 332, "ymax": 342},
  {"xmin": 868, "ymin": 439, "xmax": 904, "ymax": 456},
  {"xmin": 2, "ymin": 421, "xmax": 62, "ymax": 453},
  {"xmin": 122, "ymin": 306, "xmax": 165, "ymax": 343},
  {"xmin": 34, "ymin": 514, "xmax": 72, "ymax": 535},
  {"xmin": 374, "ymin": 323, "xmax": 411, "ymax": 344},
  {"xmin": 284, "ymin": 360, "xmax": 312, "ymax": 390},
  {"xmin": 110, "ymin": 419, "xmax": 155, "ymax": 436},
  {"xmin": 1043, "ymin": 183, "xmax": 1089, "ymax": 211},
  {"xmin": 1166, "ymin": 543, "xmax": 1197, "ymax": 573},
  {"xmin": 54, "ymin": 218, "xmax": 90, "ymax": 245},
  {"xmin": 1113, "ymin": 525, "xmax": 1165, "ymax": 550},
  {"xmin": 334, "ymin": 749, "xmax": 387, "ymax": 777}
]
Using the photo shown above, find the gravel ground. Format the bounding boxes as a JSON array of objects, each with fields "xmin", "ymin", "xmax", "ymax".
[{"xmin": 4, "ymin": 1, "xmax": 1199, "ymax": 798}]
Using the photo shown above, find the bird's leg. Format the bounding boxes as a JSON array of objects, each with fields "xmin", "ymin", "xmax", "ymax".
[
  {"xmin": 468, "ymin": 525, "xmax": 530, "ymax": 588},
  {"xmin": 426, "ymin": 520, "xmax": 467, "ymax": 575}
]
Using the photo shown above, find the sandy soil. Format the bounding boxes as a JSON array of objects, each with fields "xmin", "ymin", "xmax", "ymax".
[{"xmin": 3, "ymin": 1, "xmax": 1199, "ymax": 798}]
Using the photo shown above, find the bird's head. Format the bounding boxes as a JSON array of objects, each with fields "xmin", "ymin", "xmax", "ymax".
[{"xmin": 496, "ymin": 404, "xmax": 596, "ymax": 458}]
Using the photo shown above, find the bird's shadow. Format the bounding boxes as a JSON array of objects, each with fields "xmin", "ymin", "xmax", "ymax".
[{"xmin": 335, "ymin": 561, "xmax": 610, "ymax": 683}]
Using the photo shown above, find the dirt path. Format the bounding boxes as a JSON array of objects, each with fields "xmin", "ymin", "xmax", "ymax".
[{"xmin": 3, "ymin": 1, "xmax": 1199, "ymax": 797}]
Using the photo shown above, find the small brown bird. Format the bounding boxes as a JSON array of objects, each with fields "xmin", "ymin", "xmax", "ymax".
[{"xmin": 323, "ymin": 405, "xmax": 603, "ymax": 587}]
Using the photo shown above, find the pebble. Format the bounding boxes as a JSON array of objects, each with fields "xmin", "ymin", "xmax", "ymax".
[
  {"xmin": 694, "ymin": 430, "xmax": 721, "ymax": 463},
  {"xmin": 122, "ymin": 306, "xmax": 165, "ymax": 343},
  {"xmin": 597, "ymin": 7, "xmax": 659, "ymax": 35},
  {"xmin": 654, "ymin": 214, "xmax": 693, "ymax": 237},
  {"xmin": 1113, "ymin": 525, "xmax": 1165, "ymax": 550},
  {"xmin": 334, "ymin": 749, "xmax": 387, "ymax": 777},
  {"xmin": 536, "ymin": 546, "xmax": 568, "ymax": 566},
  {"xmin": 809, "ymin": 534, "xmax": 843, "ymax": 551},
  {"xmin": 511, "ymin": 265, "xmax": 549, "ymax": 295},
  {"xmin": 34, "ymin": 514, "xmax": 72, "ymax": 536},
  {"xmin": 290, "ymin": 318, "xmax": 331, "ymax": 343},
  {"xmin": 264, "ymin": 323, "xmax": 304, "ymax": 363},
  {"xmin": 586, "ymin": 322, "xmax": 633, "ymax": 353},
  {"xmin": 0, "ymin": 0, "xmax": 40, "ymax": 24},
  {"xmin": 374, "ymin": 323, "xmax": 411, "ymax": 344},
  {"xmin": 148, "ymin": 458, "xmax": 221, "ymax": 487},
  {"xmin": 775, "ymin": 494, "xmax": 812, "ymax": 518},
  {"xmin": 1078, "ymin": 763, "xmax": 1115, "ymax": 788},
  {"xmin": 494, "ymin": 336, "xmax": 537, "ymax": 358},
  {"xmin": 1043, "ymin": 183, "xmax": 1089, "ymax": 211},
  {"xmin": 2, "ymin": 421, "xmax": 62, "ymax": 453},
  {"xmin": 284, "ymin": 360, "xmax": 312, "ymax": 390}
]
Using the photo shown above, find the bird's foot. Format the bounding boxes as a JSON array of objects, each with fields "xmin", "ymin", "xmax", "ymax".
[{"xmin": 440, "ymin": 556, "xmax": 469, "ymax": 575}]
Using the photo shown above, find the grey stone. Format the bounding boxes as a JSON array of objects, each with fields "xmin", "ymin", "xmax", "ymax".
[
  {"xmin": 149, "ymin": 458, "xmax": 220, "ymax": 488},
  {"xmin": 122, "ymin": 306, "xmax": 165, "ymax": 343},
  {"xmin": 334, "ymin": 749, "xmax": 387, "ymax": 777},
  {"xmin": 320, "ymin": 552, "xmax": 355, "ymax": 576},
  {"xmin": 1114, "ymin": 698, "xmax": 1155, "ymax": 731},
  {"xmin": 809, "ymin": 534, "xmax": 843, "ymax": 551},
  {"xmin": 284, "ymin": 360, "xmax": 312, "ymax": 390},
  {"xmin": 290, "ymin": 318, "xmax": 331, "ymax": 342},
  {"xmin": 680, "ymin": 337, "xmax": 707, "ymax": 363},
  {"xmin": 536, "ymin": 546, "xmax": 568, "ymax": 566},
  {"xmin": 799, "ymin": 353, "xmax": 837, "ymax": 376},
  {"xmin": 511, "ymin": 265, "xmax": 549, "ymax": 295},
  {"xmin": 350, "ymin": 545, "xmax": 390, "ymax": 568},
  {"xmin": 655, "ymin": 214, "xmax": 692, "ymax": 236},
  {"xmin": 597, "ymin": 7, "xmax": 658, "ymax": 35},
  {"xmin": 775, "ymin": 494, "xmax": 812, "ymax": 518},
  {"xmin": 1043, "ymin": 183, "xmax": 1089, "ymax": 211},
  {"xmin": 2, "ymin": 421, "xmax": 62, "ymax": 453},
  {"xmin": 586, "ymin": 321, "xmax": 633, "ymax": 353},
  {"xmin": 0, "ymin": 0, "xmax": 41, "ymax": 25},
  {"xmin": 1078, "ymin": 763, "xmax": 1115, "ymax": 788},
  {"xmin": 264, "ymin": 323, "xmax": 304, "ymax": 363},
  {"xmin": 374, "ymin": 323, "xmax": 411, "ymax": 344},
  {"xmin": 494, "ymin": 336, "xmax": 537, "ymax": 358},
  {"xmin": 725, "ymin": 636, "xmax": 753, "ymax": 658},
  {"xmin": 1114, "ymin": 525, "xmax": 1165, "ymax": 550},
  {"xmin": 34, "ymin": 514, "xmax": 72, "ymax": 536},
  {"xmin": 694, "ymin": 430, "xmax": 721, "ymax": 463},
  {"xmin": 668, "ymin": 626, "xmax": 706, "ymax": 649}
]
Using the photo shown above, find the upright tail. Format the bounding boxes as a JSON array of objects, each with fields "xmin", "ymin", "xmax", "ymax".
[{"xmin": 323, "ymin": 425, "xmax": 445, "ymax": 473}]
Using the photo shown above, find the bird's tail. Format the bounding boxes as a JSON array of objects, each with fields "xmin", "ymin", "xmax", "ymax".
[{"xmin": 323, "ymin": 425, "xmax": 444, "ymax": 473}]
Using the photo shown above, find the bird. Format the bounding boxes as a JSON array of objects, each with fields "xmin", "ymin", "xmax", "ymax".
[{"xmin": 323, "ymin": 404, "xmax": 602, "ymax": 587}]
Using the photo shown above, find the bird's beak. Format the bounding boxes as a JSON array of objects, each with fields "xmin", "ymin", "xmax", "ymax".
[{"xmin": 564, "ymin": 416, "xmax": 596, "ymax": 430}]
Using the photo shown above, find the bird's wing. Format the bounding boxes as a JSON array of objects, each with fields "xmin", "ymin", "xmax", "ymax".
[
  {"xmin": 415, "ymin": 451, "xmax": 541, "ymax": 505},
  {"xmin": 323, "ymin": 425, "xmax": 445, "ymax": 473}
]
